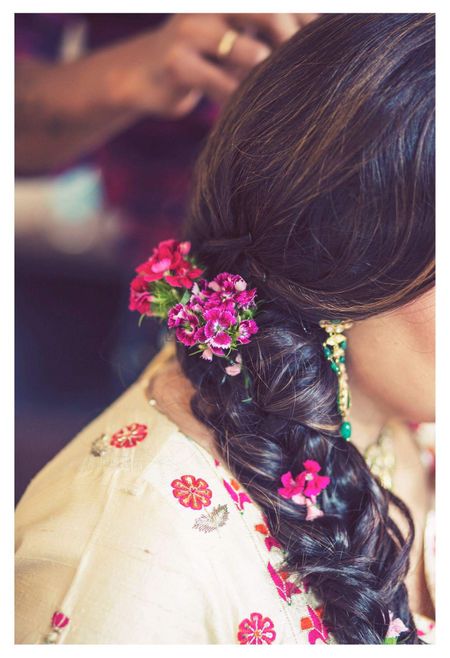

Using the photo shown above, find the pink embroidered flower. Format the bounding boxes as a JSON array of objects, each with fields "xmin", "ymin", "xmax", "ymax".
[
  {"xmin": 267, "ymin": 562, "xmax": 302, "ymax": 604},
  {"xmin": 128, "ymin": 276, "xmax": 154, "ymax": 316},
  {"xmin": 171, "ymin": 474, "xmax": 213, "ymax": 510},
  {"xmin": 237, "ymin": 612, "xmax": 277, "ymax": 644},
  {"xmin": 386, "ymin": 610, "xmax": 409, "ymax": 639},
  {"xmin": 237, "ymin": 319, "xmax": 259, "ymax": 344},
  {"xmin": 223, "ymin": 477, "xmax": 252, "ymax": 512},
  {"xmin": 300, "ymin": 605, "xmax": 329, "ymax": 644},
  {"xmin": 51, "ymin": 611, "xmax": 70, "ymax": 630},
  {"xmin": 110, "ymin": 423, "xmax": 148, "ymax": 448}
]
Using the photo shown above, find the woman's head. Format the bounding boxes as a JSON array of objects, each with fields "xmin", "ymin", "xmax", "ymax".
[
  {"xmin": 185, "ymin": 12, "xmax": 435, "ymax": 418},
  {"xmin": 178, "ymin": 13, "xmax": 435, "ymax": 644}
]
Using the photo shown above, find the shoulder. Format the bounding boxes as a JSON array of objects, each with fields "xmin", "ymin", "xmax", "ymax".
[{"xmin": 15, "ymin": 354, "xmax": 226, "ymax": 643}]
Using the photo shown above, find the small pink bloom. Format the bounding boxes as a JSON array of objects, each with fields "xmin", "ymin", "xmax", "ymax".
[
  {"xmin": 51, "ymin": 611, "xmax": 70, "ymax": 630},
  {"xmin": 225, "ymin": 353, "xmax": 242, "ymax": 376},
  {"xmin": 386, "ymin": 610, "xmax": 409, "ymax": 638},
  {"xmin": 237, "ymin": 612, "xmax": 276, "ymax": 644},
  {"xmin": 305, "ymin": 501, "xmax": 324, "ymax": 521},
  {"xmin": 236, "ymin": 288, "xmax": 257, "ymax": 308},
  {"xmin": 201, "ymin": 347, "xmax": 213, "ymax": 361},
  {"xmin": 171, "ymin": 474, "xmax": 213, "ymax": 510},
  {"xmin": 237, "ymin": 319, "xmax": 259, "ymax": 344}
]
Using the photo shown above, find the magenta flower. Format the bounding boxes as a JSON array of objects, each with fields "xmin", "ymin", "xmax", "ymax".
[
  {"xmin": 225, "ymin": 353, "xmax": 242, "ymax": 376},
  {"xmin": 167, "ymin": 304, "xmax": 199, "ymax": 346},
  {"xmin": 128, "ymin": 276, "xmax": 154, "ymax": 316},
  {"xmin": 203, "ymin": 307, "xmax": 236, "ymax": 349},
  {"xmin": 237, "ymin": 319, "xmax": 259, "ymax": 344},
  {"xmin": 278, "ymin": 460, "xmax": 330, "ymax": 515}
]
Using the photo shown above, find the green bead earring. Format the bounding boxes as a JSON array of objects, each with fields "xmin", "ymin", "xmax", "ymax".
[{"xmin": 319, "ymin": 319, "xmax": 353, "ymax": 441}]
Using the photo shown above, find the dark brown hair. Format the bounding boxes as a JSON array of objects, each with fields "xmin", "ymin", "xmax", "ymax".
[{"xmin": 178, "ymin": 13, "xmax": 435, "ymax": 643}]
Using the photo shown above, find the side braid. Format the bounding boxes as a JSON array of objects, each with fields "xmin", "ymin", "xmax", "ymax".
[{"xmin": 176, "ymin": 304, "xmax": 422, "ymax": 643}]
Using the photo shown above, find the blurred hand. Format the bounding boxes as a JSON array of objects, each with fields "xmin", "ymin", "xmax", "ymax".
[{"xmin": 106, "ymin": 13, "xmax": 319, "ymax": 118}]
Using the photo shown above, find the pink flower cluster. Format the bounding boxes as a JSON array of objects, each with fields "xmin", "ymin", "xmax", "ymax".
[
  {"xmin": 167, "ymin": 273, "xmax": 258, "ymax": 370},
  {"xmin": 129, "ymin": 239, "xmax": 204, "ymax": 316},
  {"xmin": 129, "ymin": 240, "xmax": 260, "ymax": 375},
  {"xmin": 278, "ymin": 460, "xmax": 330, "ymax": 521}
]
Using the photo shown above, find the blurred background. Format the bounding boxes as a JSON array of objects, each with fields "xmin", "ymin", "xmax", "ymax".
[{"xmin": 15, "ymin": 12, "xmax": 319, "ymax": 504}]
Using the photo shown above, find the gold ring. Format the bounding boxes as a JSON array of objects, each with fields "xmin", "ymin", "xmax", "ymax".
[{"xmin": 217, "ymin": 29, "xmax": 239, "ymax": 59}]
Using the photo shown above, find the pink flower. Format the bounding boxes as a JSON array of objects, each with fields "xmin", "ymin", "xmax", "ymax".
[
  {"xmin": 237, "ymin": 319, "xmax": 259, "ymax": 344},
  {"xmin": 51, "ymin": 611, "xmax": 70, "ymax": 630},
  {"xmin": 203, "ymin": 307, "xmax": 235, "ymax": 349},
  {"xmin": 278, "ymin": 460, "xmax": 330, "ymax": 517},
  {"xmin": 167, "ymin": 304, "xmax": 199, "ymax": 346},
  {"xmin": 237, "ymin": 612, "xmax": 276, "ymax": 644},
  {"xmin": 128, "ymin": 276, "xmax": 154, "ymax": 316},
  {"xmin": 136, "ymin": 240, "xmax": 203, "ymax": 289},
  {"xmin": 207, "ymin": 273, "xmax": 256, "ymax": 310},
  {"xmin": 225, "ymin": 354, "xmax": 242, "ymax": 376},
  {"xmin": 170, "ymin": 474, "xmax": 213, "ymax": 510},
  {"xmin": 386, "ymin": 610, "xmax": 409, "ymax": 638},
  {"xmin": 305, "ymin": 500, "xmax": 324, "ymax": 521},
  {"xmin": 236, "ymin": 288, "xmax": 257, "ymax": 309}
]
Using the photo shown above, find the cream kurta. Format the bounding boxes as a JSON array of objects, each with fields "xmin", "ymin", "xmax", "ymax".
[{"xmin": 15, "ymin": 346, "xmax": 435, "ymax": 644}]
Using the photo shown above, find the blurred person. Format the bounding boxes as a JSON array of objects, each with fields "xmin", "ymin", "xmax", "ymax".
[
  {"xmin": 15, "ymin": 13, "xmax": 317, "ymax": 502},
  {"xmin": 15, "ymin": 14, "xmax": 435, "ymax": 645}
]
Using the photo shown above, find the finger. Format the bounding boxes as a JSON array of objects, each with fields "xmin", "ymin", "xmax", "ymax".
[
  {"xmin": 296, "ymin": 14, "xmax": 321, "ymax": 28},
  {"xmin": 179, "ymin": 48, "xmax": 239, "ymax": 105},
  {"xmin": 181, "ymin": 14, "xmax": 271, "ymax": 68},
  {"xmin": 224, "ymin": 32, "xmax": 271, "ymax": 69},
  {"xmin": 229, "ymin": 13, "xmax": 299, "ymax": 46}
]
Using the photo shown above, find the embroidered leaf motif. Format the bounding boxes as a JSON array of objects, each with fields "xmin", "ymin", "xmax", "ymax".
[{"xmin": 192, "ymin": 504, "xmax": 230, "ymax": 533}]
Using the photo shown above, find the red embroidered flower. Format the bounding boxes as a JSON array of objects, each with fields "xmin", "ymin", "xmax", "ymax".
[
  {"xmin": 171, "ymin": 474, "xmax": 213, "ymax": 510},
  {"xmin": 300, "ymin": 605, "xmax": 329, "ymax": 644},
  {"xmin": 51, "ymin": 611, "xmax": 70, "ymax": 630},
  {"xmin": 237, "ymin": 612, "xmax": 276, "ymax": 644},
  {"xmin": 110, "ymin": 423, "xmax": 148, "ymax": 448}
]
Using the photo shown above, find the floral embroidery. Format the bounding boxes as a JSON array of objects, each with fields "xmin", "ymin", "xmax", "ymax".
[
  {"xmin": 171, "ymin": 474, "xmax": 213, "ymax": 510},
  {"xmin": 267, "ymin": 561, "xmax": 302, "ymax": 604},
  {"xmin": 300, "ymin": 605, "xmax": 329, "ymax": 644},
  {"xmin": 223, "ymin": 477, "xmax": 252, "ymax": 512},
  {"xmin": 254, "ymin": 521, "xmax": 283, "ymax": 551},
  {"xmin": 110, "ymin": 422, "xmax": 148, "ymax": 448},
  {"xmin": 237, "ymin": 612, "xmax": 277, "ymax": 644},
  {"xmin": 192, "ymin": 504, "xmax": 230, "ymax": 532},
  {"xmin": 43, "ymin": 611, "xmax": 70, "ymax": 643}
]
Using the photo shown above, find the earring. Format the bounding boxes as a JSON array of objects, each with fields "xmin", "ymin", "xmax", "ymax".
[{"xmin": 319, "ymin": 319, "xmax": 353, "ymax": 441}]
